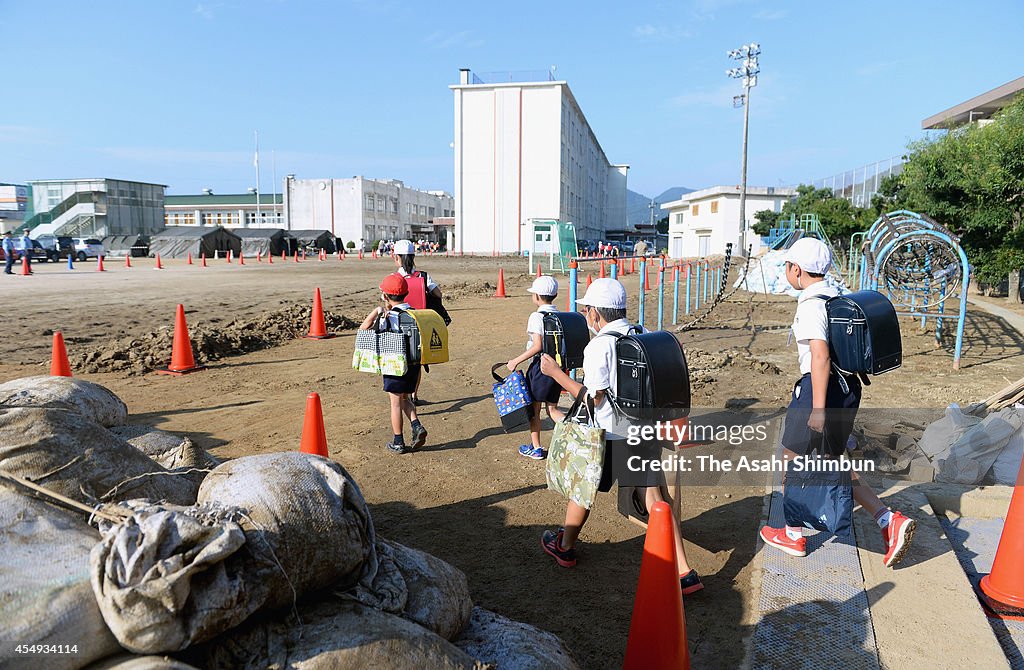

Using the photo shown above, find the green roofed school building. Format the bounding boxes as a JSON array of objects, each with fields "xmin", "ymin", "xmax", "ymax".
[
  {"xmin": 163, "ymin": 192, "xmax": 284, "ymax": 228},
  {"xmin": 24, "ymin": 178, "xmax": 166, "ymax": 238}
]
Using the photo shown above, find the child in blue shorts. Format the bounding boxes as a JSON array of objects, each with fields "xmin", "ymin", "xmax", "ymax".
[
  {"xmin": 506, "ymin": 275, "xmax": 565, "ymax": 460},
  {"xmin": 359, "ymin": 273, "xmax": 428, "ymax": 454}
]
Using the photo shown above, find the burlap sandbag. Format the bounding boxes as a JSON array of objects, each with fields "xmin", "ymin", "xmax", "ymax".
[
  {"xmin": 84, "ymin": 654, "xmax": 199, "ymax": 670},
  {"xmin": 0, "ymin": 489, "xmax": 121, "ymax": 670},
  {"xmin": 0, "ymin": 407, "xmax": 199, "ymax": 505},
  {"xmin": 454, "ymin": 607, "xmax": 581, "ymax": 670},
  {"xmin": 204, "ymin": 600, "xmax": 480, "ymax": 670},
  {"xmin": 109, "ymin": 426, "xmax": 220, "ymax": 471},
  {"xmin": 197, "ymin": 452, "xmax": 378, "ymax": 611},
  {"xmin": 0, "ymin": 375, "xmax": 127, "ymax": 427},
  {"xmin": 380, "ymin": 539, "xmax": 473, "ymax": 641}
]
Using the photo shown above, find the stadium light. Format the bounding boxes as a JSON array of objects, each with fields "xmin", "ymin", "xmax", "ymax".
[{"xmin": 727, "ymin": 41, "xmax": 761, "ymax": 254}]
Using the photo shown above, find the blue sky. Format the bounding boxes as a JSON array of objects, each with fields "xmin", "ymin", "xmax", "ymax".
[{"xmin": 3, "ymin": 0, "xmax": 1022, "ymax": 198}]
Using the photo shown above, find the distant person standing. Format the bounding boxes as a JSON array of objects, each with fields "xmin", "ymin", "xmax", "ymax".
[
  {"xmin": 20, "ymin": 231, "xmax": 32, "ymax": 274},
  {"xmin": 633, "ymin": 239, "xmax": 648, "ymax": 257},
  {"xmin": 2, "ymin": 231, "xmax": 15, "ymax": 274}
]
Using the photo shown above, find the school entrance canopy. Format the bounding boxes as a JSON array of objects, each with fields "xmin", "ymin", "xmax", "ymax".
[
  {"xmin": 288, "ymin": 229, "xmax": 337, "ymax": 254},
  {"xmin": 228, "ymin": 228, "xmax": 290, "ymax": 257},
  {"xmin": 147, "ymin": 226, "xmax": 241, "ymax": 259}
]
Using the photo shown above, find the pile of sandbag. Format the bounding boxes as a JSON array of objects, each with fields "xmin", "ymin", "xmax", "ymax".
[
  {"xmin": 0, "ymin": 375, "xmax": 581, "ymax": 670},
  {"xmin": 919, "ymin": 405, "xmax": 1024, "ymax": 485}
]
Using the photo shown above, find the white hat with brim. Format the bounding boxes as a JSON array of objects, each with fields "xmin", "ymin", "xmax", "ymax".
[
  {"xmin": 393, "ymin": 239, "xmax": 415, "ymax": 255},
  {"xmin": 784, "ymin": 237, "xmax": 832, "ymax": 274},
  {"xmin": 575, "ymin": 278, "xmax": 627, "ymax": 309},
  {"xmin": 528, "ymin": 275, "xmax": 558, "ymax": 295}
]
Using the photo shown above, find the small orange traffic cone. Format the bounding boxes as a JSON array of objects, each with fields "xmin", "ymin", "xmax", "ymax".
[
  {"xmin": 156, "ymin": 304, "xmax": 206, "ymax": 375},
  {"xmin": 305, "ymin": 288, "xmax": 335, "ymax": 339},
  {"xmin": 268, "ymin": 250, "xmax": 273, "ymax": 264},
  {"xmin": 359, "ymin": 249, "xmax": 364, "ymax": 260},
  {"xmin": 154, "ymin": 254, "xmax": 163, "ymax": 270},
  {"xmin": 239, "ymin": 251, "xmax": 245, "ymax": 265},
  {"xmin": 50, "ymin": 331, "xmax": 72, "ymax": 377},
  {"xmin": 979, "ymin": 460, "xmax": 1024, "ymax": 619},
  {"xmin": 301, "ymin": 249, "xmax": 306, "ymax": 261},
  {"xmin": 644, "ymin": 265, "xmax": 652, "ymax": 291},
  {"xmin": 201, "ymin": 253, "xmax": 207, "ymax": 268},
  {"xmin": 96, "ymin": 255, "xmax": 105, "ymax": 272},
  {"xmin": 124, "ymin": 255, "xmax": 132, "ymax": 268},
  {"xmin": 20, "ymin": 255, "xmax": 30, "ymax": 276},
  {"xmin": 492, "ymin": 268, "xmax": 508, "ymax": 298},
  {"xmin": 623, "ymin": 501, "xmax": 690, "ymax": 670},
  {"xmin": 630, "ymin": 257, "xmax": 636, "ymax": 274},
  {"xmin": 599, "ymin": 261, "xmax": 606, "ymax": 279},
  {"xmin": 282, "ymin": 250, "xmax": 287, "ymax": 261},
  {"xmin": 187, "ymin": 252, "xmax": 193, "ymax": 265},
  {"xmin": 586, "ymin": 273, "xmax": 593, "ymax": 288},
  {"xmin": 294, "ymin": 251, "xmax": 299, "ymax": 263},
  {"xmin": 536, "ymin": 262, "xmax": 542, "ymax": 278},
  {"xmin": 299, "ymin": 392, "xmax": 329, "ymax": 457},
  {"xmin": 256, "ymin": 251, "xmax": 262, "ymax": 263}
]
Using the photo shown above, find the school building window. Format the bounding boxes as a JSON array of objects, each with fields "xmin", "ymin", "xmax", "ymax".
[
  {"xmin": 691, "ymin": 204, "xmax": 699, "ymax": 216},
  {"xmin": 675, "ymin": 213, "xmax": 684, "ymax": 224},
  {"xmin": 364, "ymin": 194, "xmax": 374, "ymax": 211},
  {"xmin": 711, "ymin": 200, "xmax": 719, "ymax": 214},
  {"xmin": 377, "ymin": 197, "xmax": 385, "ymax": 212}
]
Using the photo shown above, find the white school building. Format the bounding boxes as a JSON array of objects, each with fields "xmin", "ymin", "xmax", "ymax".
[
  {"xmin": 450, "ymin": 69, "xmax": 628, "ymax": 255},
  {"xmin": 662, "ymin": 186, "xmax": 796, "ymax": 259}
]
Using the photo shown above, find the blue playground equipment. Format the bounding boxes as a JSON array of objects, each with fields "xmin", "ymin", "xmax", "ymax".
[{"xmin": 859, "ymin": 210, "xmax": 970, "ymax": 369}]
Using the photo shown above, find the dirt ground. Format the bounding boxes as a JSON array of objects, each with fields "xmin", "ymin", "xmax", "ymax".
[{"xmin": 2, "ymin": 255, "xmax": 1021, "ymax": 668}]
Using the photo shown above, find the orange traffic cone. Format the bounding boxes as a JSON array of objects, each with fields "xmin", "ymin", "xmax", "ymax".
[
  {"xmin": 305, "ymin": 288, "xmax": 335, "ymax": 339},
  {"xmin": 644, "ymin": 265, "xmax": 652, "ymax": 291},
  {"xmin": 536, "ymin": 262, "xmax": 542, "ymax": 278},
  {"xmin": 239, "ymin": 251, "xmax": 245, "ymax": 265},
  {"xmin": 50, "ymin": 331, "xmax": 72, "ymax": 377},
  {"xmin": 256, "ymin": 251, "xmax": 262, "ymax": 263},
  {"xmin": 599, "ymin": 261, "xmax": 606, "ymax": 279},
  {"xmin": 299, "ymin": 392, "xmax": 329, "ymax": 457},
  {"xmin": 979, "ymin": 460, "xmax": 1024, "ymax": 618},
  {"xmin": 586, "ymin": 273, "xmax": 593, "ymax": 288},
  {"xmin": 20, "ymin": 255, "xmax": 30, "ymax": 276},
  {"xmin": 154, "ymin": 254, "xmax": 163, "ymax": 270},
  {"xmin": 492, "ymin": 268, "xmax": 508, "ymax": 298},
  {"xmin": 124, "ymin": 255, "xmax": 132, "ymax": 268},
  {"xmin": 623, "ymin": 501, "xmax": 690, "ymax": 670},
  {"xmin": 294, "ymin": 251, "xmax": 299, "ymax": 263},
  {"xmin": 187, "ymin": 252, "xmax": 193, "ymax": 265},
  {"xmin": 268, "ymin": 250, "xmax": 273, "ymax": 264},
  {"xmin": 302, "ymin": 249, "xmax": 306, "ymax": 261},
  {"xmin": 359, "ymin": 249, "xmax": 364, "ymax": 260},
  {"xmin": 201, "ymin": 253, "xmax": 207, "ymax": 268},
  {"xmin": 630, "ymin": 257, "xmax": 636, "ymax": 274},
  {"xmin": 156, "ymin": 304, "xmax": 206, "ymax": 375},
  {"xmin": 282, "ymin": 250, "xmax": 287, "ymax": 261},
  {"xmin": 96, "ymin": 255, "xmax": 105, "ymax": 272}
]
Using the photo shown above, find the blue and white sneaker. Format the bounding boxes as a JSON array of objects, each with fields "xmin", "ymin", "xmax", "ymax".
[{"xmin": 518, "ymin": 444, "xmax": 547, "ymax": 460}]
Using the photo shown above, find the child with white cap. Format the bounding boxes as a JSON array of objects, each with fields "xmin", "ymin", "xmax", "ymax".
[
  {"xmin": 506, "ymin": 275, "xmax": 565, "ymax": 460},
  {"xmin": 537, "ymin": 279, "xmax": 702, "ymax": 593},
  {"xmin": 759, "ymin": 237, "xmax": 915, "ymax": 567}
]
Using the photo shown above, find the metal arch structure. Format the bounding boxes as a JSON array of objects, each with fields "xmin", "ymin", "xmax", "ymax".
[{"xmin": 859, "ymin": 210, "xmax": 970, "ymax": 369}]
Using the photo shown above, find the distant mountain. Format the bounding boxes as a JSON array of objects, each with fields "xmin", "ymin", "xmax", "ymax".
[{"xmin": 626, "ymin": 186, "xmax": 695, "ymax": 226}]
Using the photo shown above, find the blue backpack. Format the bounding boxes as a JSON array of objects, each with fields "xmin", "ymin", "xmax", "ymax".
[{"xmin": 811, "ymin": 290, "xmax": 902, "ymax": 388}]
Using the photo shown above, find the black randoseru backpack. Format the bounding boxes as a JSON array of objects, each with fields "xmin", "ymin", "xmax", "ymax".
[
  {"xmin": 811, "ymin": 290, "xmax": 902, "ymax": 387},
  {"xmin": 542, "ymin": 312, "xmax": 590, "ymax": 371},
  {"xmin": 608, "ymin": 327, "xmax": 691, "ymax": 418}
]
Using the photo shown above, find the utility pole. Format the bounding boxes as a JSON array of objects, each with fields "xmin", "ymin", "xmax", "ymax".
[
  {"xmin": 727, "ymin": 43, "xmax": 760, "ymax": 255},
  {"xmin": 254, "ymin": 130, "xmax": 261, "ymax": 227}
]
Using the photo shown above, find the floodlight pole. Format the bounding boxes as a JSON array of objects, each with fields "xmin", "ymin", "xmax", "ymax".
[{"xmin": 727, "ymin": 43, "xmax": 760, "ymax": 256}]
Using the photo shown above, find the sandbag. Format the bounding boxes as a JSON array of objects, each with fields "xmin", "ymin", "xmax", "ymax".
[
  {"xmin": 0, "ymin": 407, "xmax": 199, "ymax": 506},
  {"xmin": 0, "ymin": 375, "xmax": 128, "ymax": 427},
  {"xmin": 90, "ymin": 501, "xmax": 249, "ymax": 653},
  {"xmin": 109, "ymin": 425, "xmax": 221, "ymax": 470},
  {"xmin": 198, "ymin": 453, "xmax": 378, "ymax": 610},
  {"xmin": 0, "ymin": 489, "xmax": 121, "ymax": 670},
  {"xmin": 381, "ymin": 539, "xmax": 473, "ymax": 641},
  {"xmin": 936, "ymin": 409, "xmax": 1023, "ymax": 484},
  {"xmin": 204, "ymin": 600, "xmax": 479, "ymax": 670},
  {"xmin": 453, "ymin": 607, "xmax": 581, "ymax": 670},
  {"xmin": 990, "ymin": 426, "xmax": 1024, "ymax": 485},
  {"xmin": 84, "ymin": 654, "xmax": 199, "ymax": 670}
]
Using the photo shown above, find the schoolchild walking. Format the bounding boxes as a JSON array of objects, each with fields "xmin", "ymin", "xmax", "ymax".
[
  {"xmin": 537, "ymin": 279, "xmax": 703, "ymax": 594},
  {"xmin": 759, "ymin": 238, "xmax": 915, "ymax": 567},
  {"xmin": 506, "ymin": 275, "xmax": 566, "ymax": 460},
  {"xmin": 392, "ymin": 239, "xmax": 445, "ymax": 405},
  {"xmin": 359, "ymin": 273, "xmax": 428, "ymax": 454}
]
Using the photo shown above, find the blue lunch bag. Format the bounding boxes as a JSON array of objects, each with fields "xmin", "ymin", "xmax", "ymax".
[{"xmin": 492, "ymin": 363, "xmax": 534, "ymax": 432}]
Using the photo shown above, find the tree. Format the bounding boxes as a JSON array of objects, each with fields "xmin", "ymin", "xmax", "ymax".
[
  {"xmin": 752, "ymin": 209, "xmax": 781, "ymax": 236},
  {"xmin": 656, "ymin": 215, "xmax": 669, "ymax": 234}
]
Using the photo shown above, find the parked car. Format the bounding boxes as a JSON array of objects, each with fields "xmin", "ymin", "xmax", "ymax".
[
  {"xmin": 34, "ymin": 235, "xmax": 75, "ymax": 261},
  {"xmin": 0, "ymin": 238, "xmax": 50, "ymax": 263},
  {"xmin": 71, "ymin": 238, "xmax": 105, "ymax": 261}
]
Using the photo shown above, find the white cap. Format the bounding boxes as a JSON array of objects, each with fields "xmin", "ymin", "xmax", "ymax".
[
  {"xmin": 576, "ymin": 278, "xmax": 627, "ymax": 309},
  {"xmin": 393, "ymin": 239, "xmax": 415, "ymax": 255},
  {"xmin": 784, "ymin": 237, "xmax": 832, "ymax": 274},
  {"xmin": 528, "ymin": 275, "xmax": 558, "ymax": 296}
]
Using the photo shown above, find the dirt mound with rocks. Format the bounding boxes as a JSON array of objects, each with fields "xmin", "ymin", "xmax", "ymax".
[
  {"xmin": 685, "ymin": 347, "xmax": 782, "ymax": 389},
  {"xmin": 74, "ymin": 304, "xmax": 359, "ymax": 375}
]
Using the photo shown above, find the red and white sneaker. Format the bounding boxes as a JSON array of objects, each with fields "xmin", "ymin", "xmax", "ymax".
[
  {"xmin": 882, "ymin": 511, "xmax": 916, "ymax": 567},
  {"xmin": 759, "ymin": 526, "xmax": 807, "ymax": 557}
]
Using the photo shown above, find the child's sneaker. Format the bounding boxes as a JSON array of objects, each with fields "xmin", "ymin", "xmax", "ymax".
[
  {"xmin": 518, "ymin": 444, "xmax": 547, "ymax": 460},
  {"xmin": 411, "ymin": 423, "xmax": 428, "ymax": 449},
  {"xmin": 680, "ymin": 569, "xmax": 704, "ymax": 595},
  {"xmin": 882, "ymin": 511, "xmax": 916, "ymax": 567},
  {"xmin": 759, "ymin": 526, "xmax": 807, "ymax": 557},
  {"xmin": 386, "ymin": 441, "xmax": 409, "ymax": 454},
  {"xmin": 541, "ymin": 528, "xmax": 577, "ymax": 567}
]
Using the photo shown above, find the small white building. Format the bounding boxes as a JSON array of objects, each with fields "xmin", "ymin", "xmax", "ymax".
[
  {"xmin": 662, "ymin": 186, "xmax": 796, "ymax": 259},
  {"xmin": 283, "ymin": 176, "xmax": 453, "ymax": 249},
  {"xmin": 451, "ymin": 69, "xmax": 628, "ymax": 254}
]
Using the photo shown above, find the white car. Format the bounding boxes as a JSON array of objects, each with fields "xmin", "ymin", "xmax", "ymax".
[{"xmin": 71, "ymin": 238, "xmax": 104, "ymax": 261}]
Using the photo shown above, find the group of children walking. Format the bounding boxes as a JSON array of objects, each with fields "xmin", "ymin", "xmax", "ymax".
[{"xmin": 360, "ymin": 237, "xmax": 915, "ymax": 591}]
